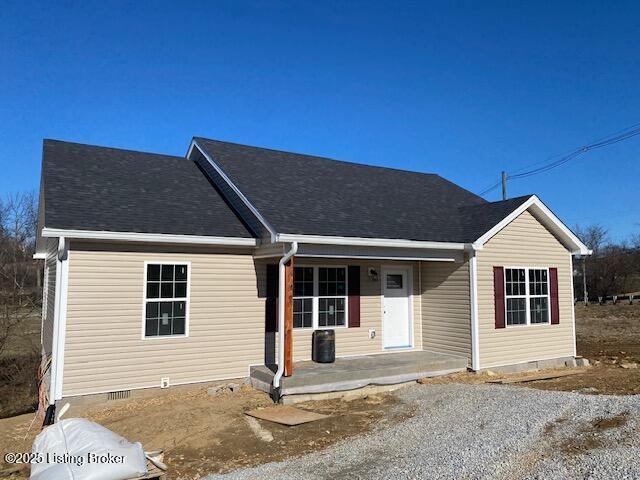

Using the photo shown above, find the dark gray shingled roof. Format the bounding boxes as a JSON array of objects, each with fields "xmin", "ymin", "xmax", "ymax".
[
  {"xmin": 194, "ymin": 137, "xmax": 532, "ymax": 243},
  {"xmin": 41, "ymin": 140, "xmax": 253, "ymax": 238},
  {"xmin": 456, "ymin": 195, "xmax": 533, "ymax": 242}
]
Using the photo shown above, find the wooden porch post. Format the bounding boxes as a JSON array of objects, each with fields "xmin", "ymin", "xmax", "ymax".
[{"xmin": 284, "ymin": 256, "xmax": 294, "ymax": 376}]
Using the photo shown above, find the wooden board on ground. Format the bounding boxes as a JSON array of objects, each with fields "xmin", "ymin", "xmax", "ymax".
[
  {"xmin": 246, "ymin": 405, "xmax": 329, "ymax": 426},
  {"xmin": 487, "ymin": 370, "xmax": 583, "ymax": 384}
]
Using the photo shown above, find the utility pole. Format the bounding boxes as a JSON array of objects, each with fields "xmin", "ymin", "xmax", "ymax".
[
  {"xmin": 582, "ymin": 255, "xmax": 588, "ymax": 306},
  {"xmin": 501, "ymin": 171, "xmax": 507, "ymax": 200}
]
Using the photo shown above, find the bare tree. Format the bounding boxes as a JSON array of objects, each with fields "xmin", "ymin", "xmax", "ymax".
[
  {"xmin": 575, "ymin": 224, "xmax": 608, "ymax": 257},
  {"xmin": 0, "ymin": 192, "xmax": 39, "ymax": 355}
]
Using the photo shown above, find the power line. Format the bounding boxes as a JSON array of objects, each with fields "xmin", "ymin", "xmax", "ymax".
[
  {"xmin": 509, "ymin": 127, "xmax": 640, "ymax": 180},
  {"xmin": 478, "ymin": 122, "xmax": 640, "ymax": 198},
  {"xmin": 477, "ymin": 180, "xmax": 502, "ymax": 196},
  {"xmin": 508, "ymin": 121, "xmax": 640, "ymax": 177}
]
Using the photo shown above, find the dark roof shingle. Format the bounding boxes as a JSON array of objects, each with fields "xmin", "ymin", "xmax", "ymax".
[
  {"xmin": 194, "ymin": 138, "xmax": 530, "ymax": 243},
  {"xmin": 40, "ymin": 138, "xmax": 534, "ymax": 245},
  {"xmin": 41, "ymin": 140, "xmax": 253, "ymax": 238}
]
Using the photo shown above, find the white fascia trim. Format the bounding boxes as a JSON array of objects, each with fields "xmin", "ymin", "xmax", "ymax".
[
  {"xmin": 472, "ymin": 195, "xmax": 592, "ymax": 255},
  {"xmin": 188, "ymin": 139, "xmax": 278, "ymax": 243},
  {"xmin": 296, "ymin": 253, "xmax": 456, "ymax": 262},
  {"xmin": 276, "ymin": 233, "xmax": 468, "ymax": 250},
  {"xmin": 41, "ymin": 228, "xmax": 256, "ymax": 247},
  {"xmin": 469, "ymin": 252, "xmax": 480, "ymax": 371}
]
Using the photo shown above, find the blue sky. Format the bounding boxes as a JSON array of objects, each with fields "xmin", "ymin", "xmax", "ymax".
[{"xmin": 1, "ymin": 1, "xmax": 638, "ymax": 241}]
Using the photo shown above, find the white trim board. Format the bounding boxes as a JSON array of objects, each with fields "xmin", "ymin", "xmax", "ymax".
[
  {"xmin": 41, "ymin": 228, "xmax": 256, "ymax": 247},
  {"xmin": 472, "ymin": 195, "xmax": 591, "ymax": 255},
  {"xmin": 277, "ymin": 233, "xmax": 468, "ymax": 250},
  {"xmin": 187, "ymin": 139, "xmax": 278, "ymax": 242}
]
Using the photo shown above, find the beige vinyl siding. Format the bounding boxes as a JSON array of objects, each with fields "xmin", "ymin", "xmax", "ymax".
[
  {"xmin": 63, "ymin": 245, "xmax": 419, "ymax": 397},
  {"xmin": 421, "ymin": 260, "xmax": 471, "ymax": 363},
  {"xmin": 63, "ymin": 246, "xmax": 265, "ymax": 397},
  {"xmin": 280, "ymin": 258, "xmax": 422, "ymax": 361},
  {"xmin": 42, "ymin": 247, "xmax": 57, "ymax": 357},
  {"xmin": 476, "ymin": 209, "xmax": 575, "ymax": 368}
]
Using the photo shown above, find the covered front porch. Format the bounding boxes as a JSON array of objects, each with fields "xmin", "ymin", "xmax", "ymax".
[{"xmin": 250, "ymin": 350, "xmax": 468, "ymax": 400}]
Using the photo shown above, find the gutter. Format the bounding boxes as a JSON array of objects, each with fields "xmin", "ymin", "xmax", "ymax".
[
  {"xmin": 41, "ymin": 228, "xmax": 256, "ymax": 247},
  {"xmin": 271, "ymin": 242, "xmax": 298, "ymax": 402}
]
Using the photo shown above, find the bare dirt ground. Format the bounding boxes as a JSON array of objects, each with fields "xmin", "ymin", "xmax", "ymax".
[
  {"xmin": 419, "ymin": 304, "xmax": 640, "ymax": 395},
  {"xmin": 1, "ymin": 303, "xmax": 638, "ymax": 479},
  {"xmin": 526, "ymin": 303, "xmax": 640, "ymax": 395},
  {"xmin": 0, "ymin": 385, "xmax": 412, "ymax": 479}
]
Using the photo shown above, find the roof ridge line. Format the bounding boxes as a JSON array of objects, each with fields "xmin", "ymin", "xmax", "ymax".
[
  {"xmin": 194, "ymin": 136, "xmax": 442, "ymax": 178},
  {"xmin": 44, "ymin": 138, "xmax": 186, "ymax": 161}
]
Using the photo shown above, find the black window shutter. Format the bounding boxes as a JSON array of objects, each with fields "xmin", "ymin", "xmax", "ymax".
[{"xmin": 266, "ymin": 264, "xmax": 279, "ymax": 332}]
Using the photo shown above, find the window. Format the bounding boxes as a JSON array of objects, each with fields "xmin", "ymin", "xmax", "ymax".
[
  {"xmin": 529, "ymin": 269, "xmax": 549, "ymax": 324},
  {"xmin": 293, "ymin": 266, "xmax": 348, "ymax": 329},
  {"xmin": 293, "ymin": 267, "xmax": 313, "ymax": 328},
  {"xmin": 386, "ymin": 274, "xmax": 403, "ymax": 289},
  {"xmin": 504, "ymin": 267, "xmax": 549, "ymax": 326},
  {"xmin": 144, "ymin": 263, "xmax": 188, "ymax": 337}
]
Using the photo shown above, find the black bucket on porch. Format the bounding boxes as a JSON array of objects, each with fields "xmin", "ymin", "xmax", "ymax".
[{"xmin": 312, "ymin": 330, "xmax": 335, "ymax": 363}]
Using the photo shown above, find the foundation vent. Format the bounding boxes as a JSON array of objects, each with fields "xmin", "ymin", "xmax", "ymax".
[{"xmin": 107, "ymin": 390, "xmax": 131, "ymax": 401}]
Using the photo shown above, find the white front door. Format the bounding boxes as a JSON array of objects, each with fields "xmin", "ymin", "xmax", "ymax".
[{"xmin": 382, "ymin": 267, "xmax": 412, "ymax": 348}]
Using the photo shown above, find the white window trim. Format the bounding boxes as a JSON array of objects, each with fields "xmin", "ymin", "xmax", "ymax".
[
  {"xmin": 504, "ymin": 266, "xmax": 550, "ymax": 328},
  {"xmin": 141, "ymin": 261, "xmax": 191, "ymax": 340},
  {"xmin": 293, "ymin": 265, "xmax": 349, "ymax": 330}
]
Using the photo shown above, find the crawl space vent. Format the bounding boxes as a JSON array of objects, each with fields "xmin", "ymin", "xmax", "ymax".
[{"xmin": 107, "ymin": 390, "xmax": 131, "ymax": 401}]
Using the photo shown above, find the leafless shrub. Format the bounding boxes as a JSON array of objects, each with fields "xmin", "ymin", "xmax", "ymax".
[{"xmin": 0, "ymin": 191, "xmax": 39, "ymax": 355}]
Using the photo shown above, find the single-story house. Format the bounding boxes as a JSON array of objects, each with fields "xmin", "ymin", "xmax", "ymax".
[{"xmin": 35, "ymin": 138, "xmax": 591, "ymax": 407}]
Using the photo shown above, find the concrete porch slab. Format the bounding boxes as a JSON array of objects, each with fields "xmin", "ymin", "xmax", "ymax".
[{"xmin": 250, "ymin": 350, "xmax": 468, "ymax": 398}]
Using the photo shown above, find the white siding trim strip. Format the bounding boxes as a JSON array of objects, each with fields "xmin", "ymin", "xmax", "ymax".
[{"xmin": 41, "ymin": 228, "xmax": 256, "ymax": 247}]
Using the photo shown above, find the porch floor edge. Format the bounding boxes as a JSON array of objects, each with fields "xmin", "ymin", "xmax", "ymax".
[{"xmin": 250, "ymin": 350, "xmax": 468, "ymax": 398}]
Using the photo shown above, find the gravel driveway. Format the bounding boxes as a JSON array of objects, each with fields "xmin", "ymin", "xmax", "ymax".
[{"xmin": 205, "ymin": 383, "xmax": 640, "ymax": 480}]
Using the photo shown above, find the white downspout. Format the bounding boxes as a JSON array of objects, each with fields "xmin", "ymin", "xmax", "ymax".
[
  {"xmin": 273, "ymin": 242, "xmax": 298, "ymax": 392},
  {"xmin": 469, "ymin": 249, "xmax": 480, "ymax": 371},
  {"xmin": 49, "ymin": 236, "xmax": 68, "ymax": 405}
]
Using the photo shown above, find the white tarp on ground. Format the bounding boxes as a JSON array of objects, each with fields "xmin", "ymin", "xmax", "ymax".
[{"xmin": 31, "ymin": 418, "xmax": 147, "ymax": 480}]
